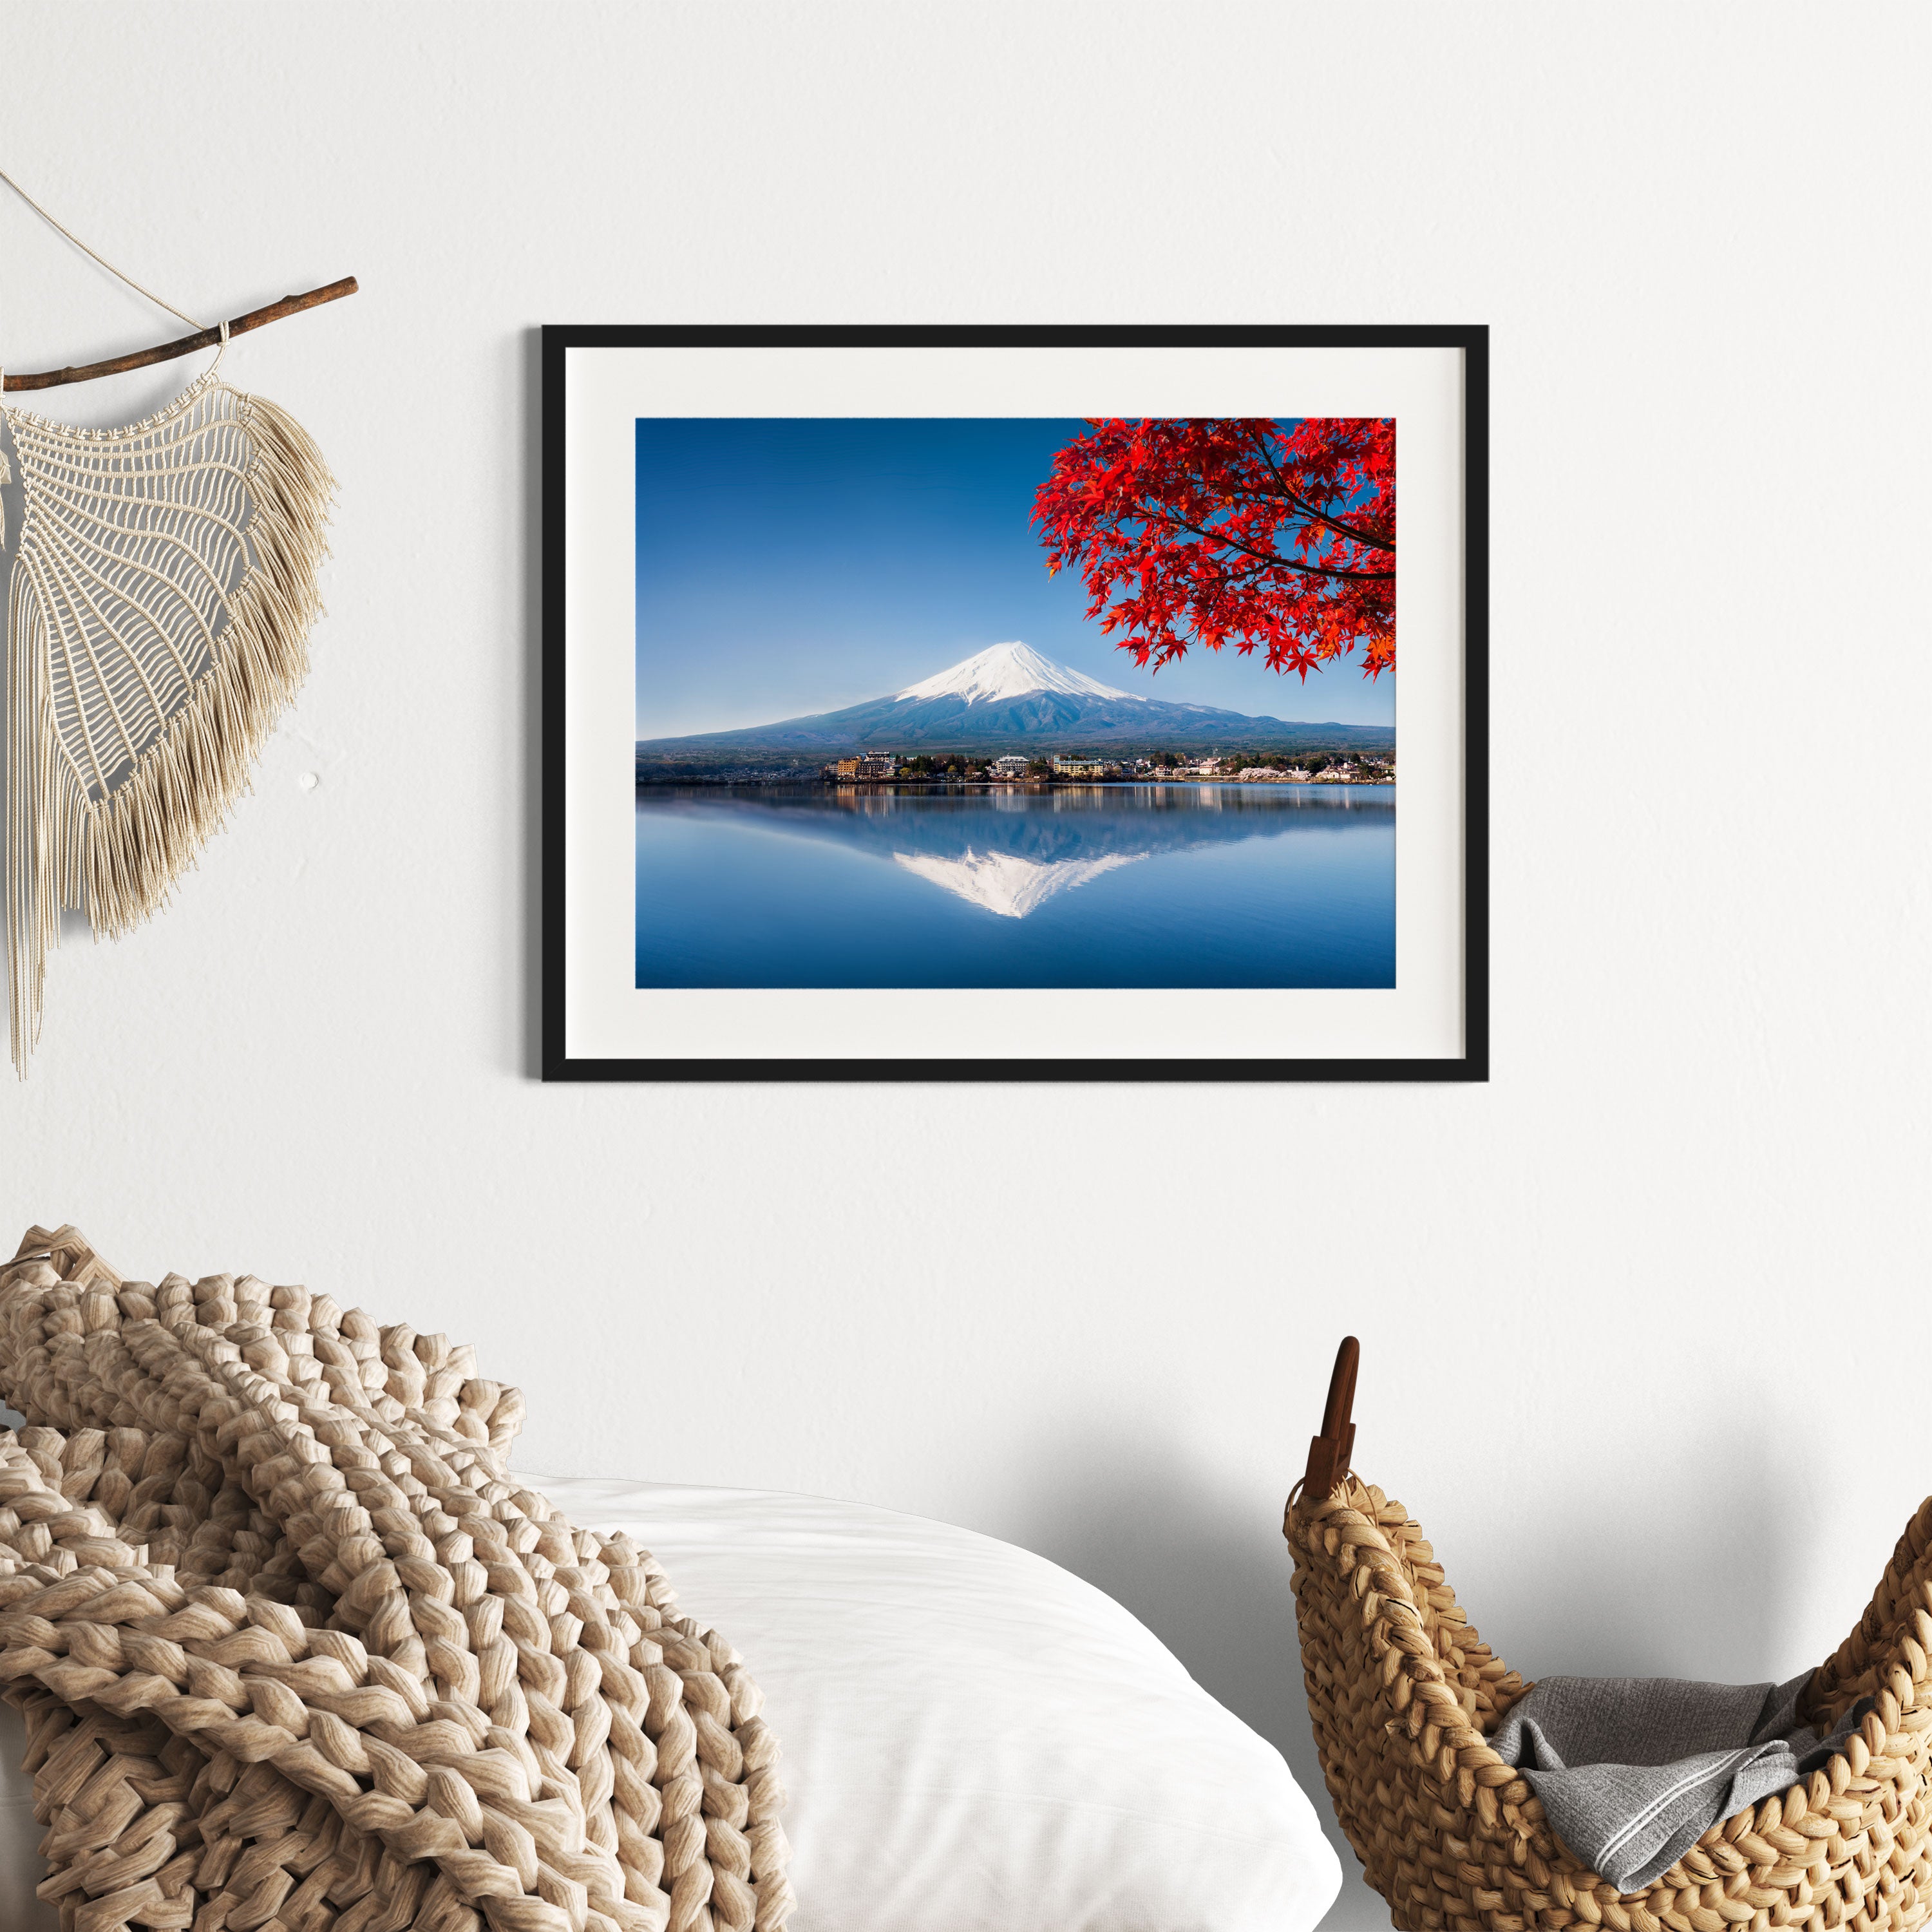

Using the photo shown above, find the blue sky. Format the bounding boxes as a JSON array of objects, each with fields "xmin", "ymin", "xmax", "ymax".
[{"xmin": 634, "ymin": 418, "xmax": 1397, "ymax": 737}]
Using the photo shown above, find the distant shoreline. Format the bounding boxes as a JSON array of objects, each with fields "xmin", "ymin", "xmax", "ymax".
[{"xmin": 637, "ymin": 775, "xmax": 1397, "ymax": 792}]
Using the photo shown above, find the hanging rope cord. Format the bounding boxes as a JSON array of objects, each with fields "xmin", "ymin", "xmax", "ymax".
[
  {"xmin": 0, "ymin": 167, "xmax": 236, "ymax": 392},
  {"xmin": 0, "ymin": 166, "xmax": 205, "ymax": 332}
]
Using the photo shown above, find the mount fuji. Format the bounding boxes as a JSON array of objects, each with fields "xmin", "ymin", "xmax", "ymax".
[{"xmin": 638, "ymin": 641, "xmax": 1393, "ymax": 755}]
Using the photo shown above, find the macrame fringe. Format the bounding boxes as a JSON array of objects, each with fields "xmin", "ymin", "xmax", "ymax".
[
  {"xmin": 6, "ymin": 390, "xmax": 334, "ymax": 1075},
  {"xmin": 83, "ymin": 394, "xmax": 334, "ymax": 939},
  {"xmin": 6, "ymin": 573, "xmax": 85, "ymax": 1077}
]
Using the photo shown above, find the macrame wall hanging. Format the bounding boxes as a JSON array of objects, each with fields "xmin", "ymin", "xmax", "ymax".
[{"xmin": 0, "ymin": 168, "xmax": 357, "ymax": 1075}]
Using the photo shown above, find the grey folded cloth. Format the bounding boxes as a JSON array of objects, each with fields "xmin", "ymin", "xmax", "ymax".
[{"xmin": 1486, "ymin": 1672, "xmax": 1870, "ymax": 1891}]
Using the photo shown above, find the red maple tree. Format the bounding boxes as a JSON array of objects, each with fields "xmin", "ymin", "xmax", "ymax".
[{"xmin": 1032, "ymin": 417, "xmax": 1395, "ymax": 678}]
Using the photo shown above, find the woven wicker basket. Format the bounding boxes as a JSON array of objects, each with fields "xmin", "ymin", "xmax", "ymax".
[{"xmin": 1284, "ymin": 1338, "xmax": 1932, "ymax": 1932}]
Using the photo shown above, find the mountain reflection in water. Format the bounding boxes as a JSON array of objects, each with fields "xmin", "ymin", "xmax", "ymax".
[
  {"xmin": 893, "ymin": 846, "xmax": 1144, "ymax": 918},
  {"xmin": 639, "ymin": 783, "xmax": 1392, "ymax": 919},
  {"xmin": 634, "ymin": 784, "xmax": 1396, "ymax": 990}
]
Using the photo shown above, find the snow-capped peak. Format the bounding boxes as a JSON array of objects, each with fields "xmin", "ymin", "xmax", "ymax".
[{"xmin": 896, "ymin": 641, "xmax": 1139, "ymax": 706}]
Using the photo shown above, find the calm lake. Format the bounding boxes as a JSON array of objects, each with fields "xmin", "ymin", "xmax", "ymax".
[{"xmin": 634, "ymin": 784, "xmax": 1395, "ymax": 989}]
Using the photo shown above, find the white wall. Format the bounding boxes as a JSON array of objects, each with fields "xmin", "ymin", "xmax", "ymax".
[{"xmin": 1, "ymin": 5, "xmax": 1926, "ymax": 1923}]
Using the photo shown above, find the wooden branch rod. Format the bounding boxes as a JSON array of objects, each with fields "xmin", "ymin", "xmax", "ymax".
[{"xmin": 3, "ymin": 277, "xmax": 359, "ymax": 392}]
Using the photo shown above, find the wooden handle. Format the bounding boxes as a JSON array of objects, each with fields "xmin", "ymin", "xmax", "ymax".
[
  {"xmin": 1302, "ymin": 1334, "xmax": 1359, "ymax": 1497},
  {"xmin": 4, "ymin": 277, "xmax": 359, "ymax": 392}
]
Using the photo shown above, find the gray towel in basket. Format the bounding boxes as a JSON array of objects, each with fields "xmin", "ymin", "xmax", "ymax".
[{"xmin": 1486, "ymin": 1672, "xmax": 1869, "ymax": 1891}]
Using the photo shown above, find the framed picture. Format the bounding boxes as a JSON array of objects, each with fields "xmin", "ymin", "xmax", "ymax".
[{"xmin": 543, "ymin": 325, "xmax": 1486, "ymax": 1081}]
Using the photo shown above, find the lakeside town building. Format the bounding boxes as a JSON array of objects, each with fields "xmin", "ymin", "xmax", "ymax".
[{"xmin": 819, "ymin": 748, "xmax": 1393, "ymax": 785}]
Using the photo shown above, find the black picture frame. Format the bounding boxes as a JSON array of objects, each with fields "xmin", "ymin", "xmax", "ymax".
[{"xmin": 542, "ymin": 324, "xmax": 1488, "ymax": 1083}]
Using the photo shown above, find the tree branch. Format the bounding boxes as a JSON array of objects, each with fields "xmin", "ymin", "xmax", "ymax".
[
  {"xmin": 4, "ymin": 278, "xmax": 359, "ymax": 392},
  {"xmin": 1241, "ymin": 424, "xmax": 1395, "ymax": 554},
  {"xmin": 1128, "ymin": 502, "xmax": 1395, "ymax": 581}
]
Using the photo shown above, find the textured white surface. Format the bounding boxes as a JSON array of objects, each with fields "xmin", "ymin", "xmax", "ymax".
[
  {"xmin": 0, "ymin": 7, "xmax": 1926, "ymax": 1928},
  {"xmin": 896, "ymin": 641, "xmax": 1136, "ymax": 705},
  {"xmin": 529, "ymin": 1473, "xmax": 1341, "ymax": 1932}
]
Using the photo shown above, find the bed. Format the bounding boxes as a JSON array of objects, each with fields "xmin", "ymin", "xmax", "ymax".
[{"xmin": 1, "ymin": 1472, "xmax": 1341, "ymax": 1932}]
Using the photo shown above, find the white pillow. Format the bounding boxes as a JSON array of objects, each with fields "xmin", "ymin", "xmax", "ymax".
[
  {"xmin": 535, "ymin": 1475, "xmax": 1341, "ymax": 1932},
  {"xmin": 0, "ymin": 1478, "xmax": 1342, "ymax": 1932}
]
